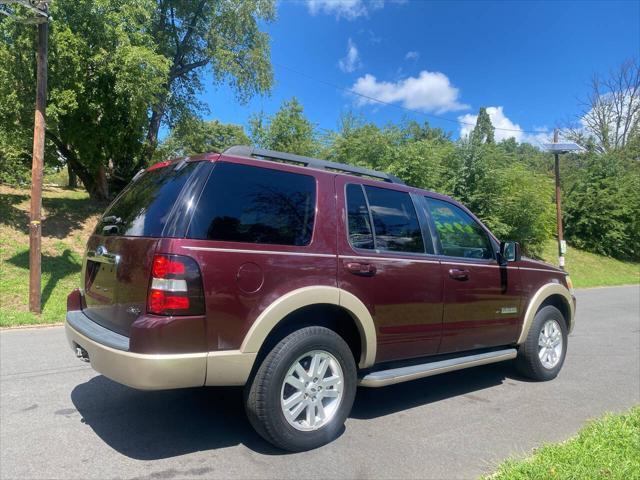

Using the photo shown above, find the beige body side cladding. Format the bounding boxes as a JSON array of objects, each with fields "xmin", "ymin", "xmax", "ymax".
[
  {"xmin": 205, "ymin": 350, "xmax": 256, "ymax": 386},
  {"xmin": 240, "ymin": 286, "xmax": 377, "ymax": 368},
  {"xmin": 66, "ymin": 285, "xmax": 376, "ymax": 389},
  {"xmin": 517, "ymin": 283, "xmax": 575, "ymax": 344}
]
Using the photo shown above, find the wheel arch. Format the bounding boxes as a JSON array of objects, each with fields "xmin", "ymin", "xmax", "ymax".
[
  {"xmin": 240, "ymin": 286, "xmax": 377, "ymax": 369},
  {"xmin": 517, "ymin": 283, "xmax": 575, "ymax": 344}
]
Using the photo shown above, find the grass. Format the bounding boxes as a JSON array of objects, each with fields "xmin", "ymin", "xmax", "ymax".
[
  {"xmin": 0, "ymin": 185, "xmax": 638, "ymax": 327},
  {"xmin": 0, "ymin": 184, "xmax": 103, "ymax": 327},
  {"xmin": 484, "ymin": 406, "xmax": 640, "ymax": 480},
  {"xmin": 540, "ymin": 240, "xmax": 639, "ymax": 288}
]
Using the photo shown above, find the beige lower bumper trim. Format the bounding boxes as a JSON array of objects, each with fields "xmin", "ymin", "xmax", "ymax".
[{"xmin": 65, "ymin": 322, "xmax": 255, "ymax": 390}]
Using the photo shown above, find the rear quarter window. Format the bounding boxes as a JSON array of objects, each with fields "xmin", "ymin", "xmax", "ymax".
[
  {"xmin": 97, "ymin": 162, "xmax": 198, "ymax": 237},
  {"xmin": 187, "ymin": 162, "xmax": 316, "ymax": 246}
]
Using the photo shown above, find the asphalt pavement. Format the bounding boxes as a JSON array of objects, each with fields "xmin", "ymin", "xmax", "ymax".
[{"xmin": 1, "ymin": 285, "xmax": 639, "ymax": 479}]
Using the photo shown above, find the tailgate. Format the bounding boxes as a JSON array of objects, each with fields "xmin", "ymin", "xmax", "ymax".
[
  {"xmin": 83, "ymin": 236, "xmax": 159, "ymax": 336},
  {"xmin": 81, "ymin": 159, "xmax": 210, "ymax": 336}
]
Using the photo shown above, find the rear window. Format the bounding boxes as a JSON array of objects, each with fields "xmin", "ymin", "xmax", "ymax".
[
  {"xmin": 346, "ymin": 184, "xmax": 374, "ymax": 249},
  {"xmin": 187, "ymin": 162, "xmax": 316, "ymax": 246},
  {"xmin": 345, "ymin": 183, "xmax": 426, "ymax": 253},
  {"xmin": 364, "ymin": 186, "xmax": 425, "ymax": 253},
  {"xmin": 97, "ymin": 162, "xmax": 197, "ymax": 237}
]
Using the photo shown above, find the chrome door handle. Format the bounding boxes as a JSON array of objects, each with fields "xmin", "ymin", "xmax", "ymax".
[
  {"xmin": 346, "ymin": 262, "xmax": 377, "ymax": 277},
  {"xmin": 448, "ymin": 268, "xmax": 469, "ymax": 280}
]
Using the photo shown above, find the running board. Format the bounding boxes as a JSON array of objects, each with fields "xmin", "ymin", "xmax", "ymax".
[{"xmin": 359, "ymin": 348, "xmax": 517, "ymax": 388}]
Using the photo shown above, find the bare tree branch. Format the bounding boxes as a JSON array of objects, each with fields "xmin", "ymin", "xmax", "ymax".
[{"xmin": 566, "ymin": 58, "xmax": 640, "ymax": 152}]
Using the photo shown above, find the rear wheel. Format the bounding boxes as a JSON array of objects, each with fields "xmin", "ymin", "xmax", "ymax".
[
  {"xmin": 244, "ymin": 326, "xmax": 357, "ymax": 451},
  {"xmin": 516, "ymin": 305, "xmax": 567, "ymax": 381}
]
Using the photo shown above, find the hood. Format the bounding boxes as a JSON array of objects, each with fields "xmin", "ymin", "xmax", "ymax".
[{"xmin": 520, "ymin": 256, "xmax": 564, "ymax": 273}]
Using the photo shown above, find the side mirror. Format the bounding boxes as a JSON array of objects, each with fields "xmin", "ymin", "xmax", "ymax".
[{"xmin": 499, "ymin": 241, "xmax": 521, "ymax": 263}]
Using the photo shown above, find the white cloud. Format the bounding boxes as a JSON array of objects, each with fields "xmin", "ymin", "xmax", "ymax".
[
  {"xmin": 339, "ymin": 38, "xmax": 362, "ymax": 73},
  {"xmin": 306, "ymin": 0, "xmax": 387, "ymax": 20},
  {"xmin": 405, "ymin": 51, "xmax": 420, "ymax": 60},
  {"xmin": 350, "ymin": 71, "xmax": 469, "ymax": 114},
  {"xmin": 458, "ymin": 106, "xmax": 551, "ymax": 145}
]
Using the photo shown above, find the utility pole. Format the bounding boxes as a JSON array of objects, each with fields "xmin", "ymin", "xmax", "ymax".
[
  {"xmin": 544, "ymin": 134, "xmax": 581, "ymax": 270},
  {"xmin": 28, "ymin": 13, "xmax": 49, "ymax": 313},
  {"xmin": 1, "ymin": 1, "xmax": 51, "ymax": 312},
  {"xmin": 553, "ymin": 128, "xmax": 565, "ymax": 270}
]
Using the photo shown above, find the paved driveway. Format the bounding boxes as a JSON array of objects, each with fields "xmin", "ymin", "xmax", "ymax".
[{"xmin": 1, "ymin": 285, "xmax": 638, "ymax": 479}]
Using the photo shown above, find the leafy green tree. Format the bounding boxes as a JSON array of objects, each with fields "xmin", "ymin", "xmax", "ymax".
[
  {"xmin": 1, "ymin": 0, "xmax": 169, "ymax": 198},
  {"xmin": 401, "ymin": 119, "xmax": 451, "ymax": 144},
  {"xmin": 0, "ymin": 0, "xmax": 274, "ymax": 199},
  {"xmin": 563, "ymin": 147, "xmax": 640, "ymax": 260},
  {"xmin": 471, "ymin": 107, "xmax": 495, "ymax": 145},
  {"xmin": 439, "ymin": 140, "xmax": 555, "ymax": 256},
  {"xmin": 325, "ymin": 113, "xmax": 399, "ymax": 170},
  {"xmin": 143, "ymin": 0, "xmax": 275, "ymax": 165},
  {"xmin": 154, "ymin": 116, "xmax": 249, "ymax": 161},
  {"xmin": 249, "ymin": 98, "xmax": 319, "ymax": 156}
]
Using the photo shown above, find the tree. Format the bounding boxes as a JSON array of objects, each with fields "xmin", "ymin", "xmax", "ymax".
[
  {"xmin": 249, "ymin": 98, "xmax": 319, "ymax": 156},
  {"xmin": 450, "ymin": 140, "xmax": 555, "ymax": 256},
  {"xmin": 0, "ymin": 0, "xmax": 274, "ymax": 200},
  {"xmin": 154, "ymin": 116, "xmax": 249, "ymax": 161},
  {"xmin": 0, "ymin": 0, "xmax": 169, "ymax": 198},
  {"xmin": 563, "ymin": 148, "xmax": 640, "ymax": 260},
  {"xmin": 565, "ymin": 58, "xmax": 640, "ymax": 153},
  {"xmin": 471, "ymin": 107, "xmax": 495, "ymax": 145},
  {"xmin": 324, "ymin": 112, "xmax": 403, "ymax": 172},
  {"xmin": 142, "ymin": 0, "xmax": 275, "ymax": 165}
]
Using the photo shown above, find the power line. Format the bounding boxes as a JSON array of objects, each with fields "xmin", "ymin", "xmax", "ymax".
[
  {"xmin": 143, "ymin": 7, "xmax": 551, "ymax": 139},
  {"xmin": 273, "ymin": 62, "xmax": 548, "ymax": 136},
  {"xmin": 150, "ymin": 8, "xmax": 549, "ymax": 137}
]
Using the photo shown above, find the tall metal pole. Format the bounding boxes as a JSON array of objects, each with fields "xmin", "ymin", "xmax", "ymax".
[
  {"xmin": 553, "ymin": 128, "xmax": 565, "ymax": 270},
  {"xmin": 28, "ymin": 20, "xmax": 48, "ymax": 313}
]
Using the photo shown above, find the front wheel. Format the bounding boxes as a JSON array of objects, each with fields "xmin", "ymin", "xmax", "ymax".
[
  {"xmin": 244, "ymin": 326, "xmax": 357, "ymax": 451},
  {"xmin": 516, "ymin": 305, "xmax": 568, "ymax": 381}
]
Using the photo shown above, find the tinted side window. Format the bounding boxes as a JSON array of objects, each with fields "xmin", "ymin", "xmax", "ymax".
[
  {"xmin": 426, "ymin": 198, "xmax": 493, "ymax": 259},
  {"xmin": 187, "ymin": 162, "xmax": 316, "ymax": 246},
  {"xmin": 364, "ymin": 186, "xmax": 424, "ymax": 253},
  {"xmin": 98, "ymin": 162, "xmax": 198, "ymax": 237},
  {"xmin": 346, "ymin": 184, "xmax": 374, "ymax": 249}
]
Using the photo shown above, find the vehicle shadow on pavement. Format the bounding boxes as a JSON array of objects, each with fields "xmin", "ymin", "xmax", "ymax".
[
  {"xmin": 71, "ymin": 377, "xmax": 282, "ymax": 459},
  {"xmin": 71, "ymin": 362, "xmax": 521, "ymax": 459}
]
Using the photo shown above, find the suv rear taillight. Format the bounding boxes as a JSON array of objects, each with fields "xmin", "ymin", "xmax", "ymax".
[{"xmin": 147, "ymin": 254, "xmax": 205, "ymax": 316}]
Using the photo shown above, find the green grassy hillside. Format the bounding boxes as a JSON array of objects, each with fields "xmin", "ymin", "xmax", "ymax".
[
  {"xmin": 0, "ymin": 185, "xmax": 103, "ymax": 327},
  {"xmin": 539, "ymin": 240, "xmax": 639, "ymax": 288}
]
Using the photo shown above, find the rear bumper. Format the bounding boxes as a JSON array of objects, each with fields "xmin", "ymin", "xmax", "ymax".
[{"xmin": 65, "ymin": 310, "xmax": 255, "ymax": 390}]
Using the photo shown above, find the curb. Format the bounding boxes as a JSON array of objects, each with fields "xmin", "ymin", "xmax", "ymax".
[{"xmin": 1, "ymin": 322, "xmax": 64, "ymax": 331}]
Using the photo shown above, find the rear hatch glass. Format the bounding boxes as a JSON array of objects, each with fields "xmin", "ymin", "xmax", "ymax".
[{"xmin": 83, "ymin": 161, "xmax": 203, "ymax": 335}]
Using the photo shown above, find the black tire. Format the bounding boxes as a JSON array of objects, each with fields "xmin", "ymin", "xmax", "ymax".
[
  {"xmin": 244, "ymin": 326, "xmax": 357, "ymax": 452},
  {"xmin": 516, "ymin": 305, "xmax": 568, "ymax": 381}
]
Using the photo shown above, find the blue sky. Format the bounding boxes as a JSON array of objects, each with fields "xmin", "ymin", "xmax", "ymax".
[{"xmin": 198, "ymin": 0, "xmax": 640, "ymax": 145}]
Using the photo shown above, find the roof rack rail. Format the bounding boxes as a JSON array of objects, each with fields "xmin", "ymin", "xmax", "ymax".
[{"xmin": 223, "ymin": 145, "xmax": 405, "ymax": 185}]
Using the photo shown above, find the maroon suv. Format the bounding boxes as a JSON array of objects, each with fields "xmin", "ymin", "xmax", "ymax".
[{"xmin": 65, "ymin": 146, "xmax": 576, "ymax": 451}]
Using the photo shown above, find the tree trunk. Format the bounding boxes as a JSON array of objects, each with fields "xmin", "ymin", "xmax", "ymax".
[
  {"xmin": 142, "ymin": 103, "xmax": 165, "ymax": 167},
  {"xmin": 67, "ymin": 163, "xmax": 77, "ymax": 188},
  {"xmin": 95, "ymin": 164, "xmax": 109, "ymax": 199},
  {"xmin": 46, "ymin": 131, "xmax": 109, "ymax": 201}
]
